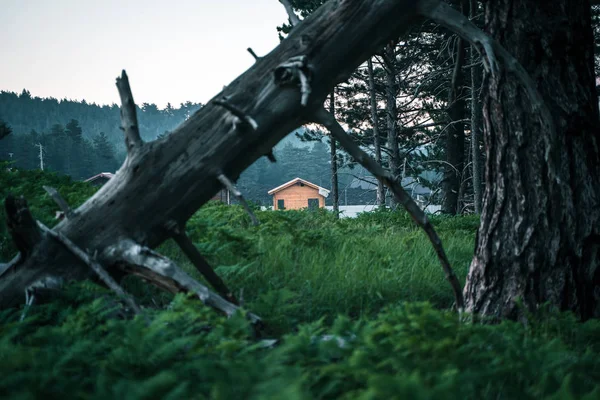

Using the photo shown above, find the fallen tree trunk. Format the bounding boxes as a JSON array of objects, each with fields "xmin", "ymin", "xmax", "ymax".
[{"xmin": 0, "ymin": 0, "xmax": 551, "ymax": 318}]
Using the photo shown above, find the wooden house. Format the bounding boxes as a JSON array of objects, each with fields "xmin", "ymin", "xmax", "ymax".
[{"xmin": 268, "ymin": 177, "xmax": 330, "ymax": 210}]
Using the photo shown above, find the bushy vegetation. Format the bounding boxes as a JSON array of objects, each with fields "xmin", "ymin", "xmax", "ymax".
[{"xmin": 1, "ymin": 167, "xmax": 599, "ymax": 399}]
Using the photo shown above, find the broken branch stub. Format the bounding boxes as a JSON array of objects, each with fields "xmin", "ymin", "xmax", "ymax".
[{"xmin": 247, "ymin": 47, "xmax": 260, "ymax": 61}]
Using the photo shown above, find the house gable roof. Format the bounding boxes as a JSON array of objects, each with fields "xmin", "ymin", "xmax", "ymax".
[
  {"xmin": 84, "ymin": 172, "xmax": 115, "ymax": 183},
  {"xmin": 268, "ymin": 177, "xmax": 330, "ymax": 197}
]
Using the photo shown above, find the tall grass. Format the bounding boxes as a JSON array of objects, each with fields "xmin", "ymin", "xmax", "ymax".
[
  {"xmin": 2, "ymin": 169, "xmax": 600, "ymax": 399},
  {"xmin": 148, "ymin": 203, "xmax": 476, "ymax": 333}
]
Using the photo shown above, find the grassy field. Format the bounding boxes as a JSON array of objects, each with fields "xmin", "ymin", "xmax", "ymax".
[
  {"xmin": 0, "ymin": 166, "xmax": 599, "ymax": 399},
  {"xmin": 149, "ymin": 204, "xmax": 477, "ymax": 334}
]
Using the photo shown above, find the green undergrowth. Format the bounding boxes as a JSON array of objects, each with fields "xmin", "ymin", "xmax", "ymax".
[
  {"xmin": 1, "ymin": 286, "xmax": 599, "ymax": 399},
  {"xmin": 153, "ymin": 203, "xmax": 477, "ymax": 333},
  {"xmin": 1, "ymin": 166, "xmax": 599, "ymax": 398}
]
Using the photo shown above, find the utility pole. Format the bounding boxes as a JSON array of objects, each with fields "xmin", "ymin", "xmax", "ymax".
[{"xmin": 35, "ymin": 143, "xmax": 44, "ymax": 170}]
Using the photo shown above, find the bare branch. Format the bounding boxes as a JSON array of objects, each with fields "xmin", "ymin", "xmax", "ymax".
[
  {"xmin": 43, "ymin": 186, "xmax": 75, "ymax": 219},
  {"xmin": 115, "ymin": 70, "xmax": 143, "ymax": 154},
  {"xmin": 213, "ymin": 99, "xmax": 258, "ymax": 131},
  {"xmin": 279, "ymin": 0, "xmax": 300, "ymax": 27},
  {"xmin": 217, "ymin": 174, "xmax": 260, "ymax": 226},
  {"xmin": 165, "ymin": 221, "xmax": 237, "ymax": 304},
  {"xmin": 417, "ymin": 0, "xmax": 556, "ymax": 164},
  {"xmin": 313, "ymin": 107, "xmax": 465, "ymax": 313},
  {"xmin": 38, "ymin": 222, "xmax": 145, "ymax": 318},
  {"xmin": 103, "ymin": 239, "xmax": 261, "ymax": 324}
]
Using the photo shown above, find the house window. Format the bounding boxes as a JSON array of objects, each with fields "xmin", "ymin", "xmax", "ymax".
[
  {"xmin": 308, "ymin": 198, "xmax": 319, "ymax": 210},
  {"xmin": 277, "ymin": 199, "xmax": 285, "ymax": 210}
]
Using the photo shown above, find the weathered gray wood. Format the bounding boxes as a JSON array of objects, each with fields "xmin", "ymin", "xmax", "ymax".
[
  {"xmin": 39, "ymin": 221, "xmax": 145, "ymax": 318},
  {"xmin": 116, "ymin": 70, "xmax": 143, "ymax": 154},
  {"xmin": 43, "ymin": 186, "xmax": 76, "ymax": 219},
  {"xmin": 103, "ymin": 240, "xmax": 260, "ymax": 323}
]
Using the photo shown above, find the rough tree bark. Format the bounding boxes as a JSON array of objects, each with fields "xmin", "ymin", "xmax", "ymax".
[
  {"xmin": 442, "ymin": 0, "xmax": 468, "ymax": 215},
  {"xmin": 464, "ymin": 0, "xmax": 600, "ymax": 320},
  {"xmin": 367, "ymin": 58, "xmax": 386, "ymax": 207},
  {"xmin": 0, "ymin": 0, "xmax": 554, "ymax": 319}
]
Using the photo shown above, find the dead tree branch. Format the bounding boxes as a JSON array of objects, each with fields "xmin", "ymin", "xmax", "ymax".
[
  {"xmin": 217, "ymin": 174, "xmax": 260, "ymax": 226},
  {"xmin": 38, "ymin": 222, "xmax": 145, "ymax": 318},
  {"xmin": 43, "ymin": 186, "xmax": 75, "ymax": 219},
  {"xmin": 166, "ymin": 221, "xmax": 237, "ymax": 304},
  {"xmin": 313, "ymin": 107, "xmax": 465, "ymax": 313},
  {"xmin": 103, "ymin": 240, "xmax": 260, "ymax": 323},
  {"xmin": 116, "ymin": 70, "xmax": 143, "ymax": 154}
]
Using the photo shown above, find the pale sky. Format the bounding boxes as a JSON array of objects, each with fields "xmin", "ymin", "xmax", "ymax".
[{"xmin": 1, "ymin": 0, "xmax": 289, "ymax": 108}]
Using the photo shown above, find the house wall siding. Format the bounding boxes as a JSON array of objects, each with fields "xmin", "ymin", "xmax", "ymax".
[{"xmin": 272, "ymin": 184, "xmax": 325, "ymax": 210}]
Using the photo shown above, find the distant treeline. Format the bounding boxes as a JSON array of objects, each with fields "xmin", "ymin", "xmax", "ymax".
[
  {"xmin": 0, "ymin": 89, "xmax": 202, "ymax": 157},
  {"xmin": 0, "ymin": 89, "xmax": 376, "ymax": 205}
]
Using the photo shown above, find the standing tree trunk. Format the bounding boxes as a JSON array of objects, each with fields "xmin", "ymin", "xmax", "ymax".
[
  {"xmin": 329, "ymin": 91, "xmax": 339, "ymax": 216},
  {"xmin": 368, "ymin": 58, "xmax": 386, "ymax": 207},
  {"xmin": 470, "ymin": 64, "xmax": 484, "ymax": 214},
  {"xmin": 384, "ymin": 43, "xmax": 401, "ymax": 208},
  {"xmin": 442, "ymin": 2, "xmax": 468, "ymax": 215},
  {"xmin": 469, "ymin": 0, "xmax": 484, "ymax": 214},
  {"xmin": 464, "ymin": 0, "xmax": 600, "ymax": 320}
]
